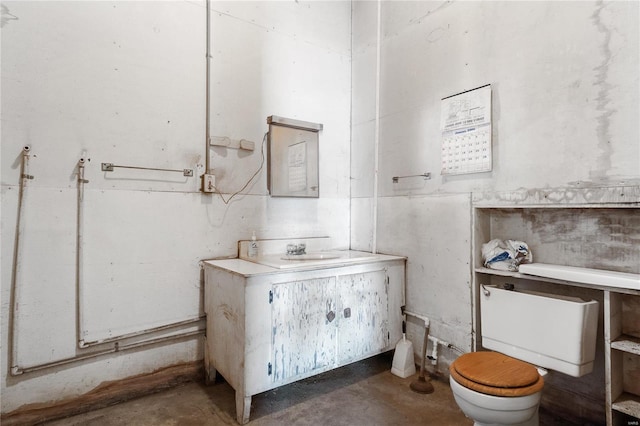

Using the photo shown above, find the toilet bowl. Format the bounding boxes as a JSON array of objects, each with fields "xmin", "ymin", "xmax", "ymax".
[
  {"xmin": 450, "ymin": 284, "xmax": 599, "ymax": 426},
  {"xmin": 450, "ymin": 377, "xmax": 540, "ymax": 426},
  {"xmin": 449, "ymin": 352, "xmax": 543, "ymax": 426}
]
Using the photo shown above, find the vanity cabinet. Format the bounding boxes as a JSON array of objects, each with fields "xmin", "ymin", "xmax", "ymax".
[
  {"xmin": 270, "ymin": 270, "xmax": 389, "ymax": 380},
  {"xmin": 202, "ymin": 256, "xmax": 405, "ymax": 424},
  {"xmin": 270, "ymin": 276, "xmax": 337, "ymax": 382},
  {"xmin": 336, "ymin": 271, "xmax": 390, "ymax": 364},
  {"xmin": 471, "ymin": 193, "xmax": 639, "ymax": 425}
]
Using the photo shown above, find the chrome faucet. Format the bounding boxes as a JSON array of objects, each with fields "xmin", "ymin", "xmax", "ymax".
[{"xmin": 286, "ymin": 243, "xmax": 306, "ymax": 256}]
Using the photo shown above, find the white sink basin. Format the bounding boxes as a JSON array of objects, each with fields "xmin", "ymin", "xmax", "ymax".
[
  {"xmin": 519, "ymin": 263, "xmax": 640, "ymax": 290},
  {"xmin": 281, "ymin": 253, "xmax": 341, "ymax": 261},
  {"xmin": 246, "ymin": 250, "xmax": 377, "ymax": 269}
]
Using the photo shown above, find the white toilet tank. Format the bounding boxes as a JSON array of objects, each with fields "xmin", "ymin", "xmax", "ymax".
[{"xmin": 481, "ymin": 285, "xmax": 599, "ymax": 377}]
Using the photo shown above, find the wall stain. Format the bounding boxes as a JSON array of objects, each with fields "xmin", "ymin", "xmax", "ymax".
[
  {"xmin": 590, "ymin": 0, "xmax": 615, "ymax": 182},
  {"xmin": 1, "ymin": 4, "xmax": 19, "ymax": 28},
  {"xmin": 409, "ymin": 1, "xmax": 453, "ymax": 25},
  {"xmin": 427, "ymin": 27, "xmax": 446, "ymax": 43},
  {"xmin": 219, "ymin": 304, "xmax": 237, "ymax": 322},
  {"xmin": 474, "ymin": 185, "xmax": 640, "ymax": 206},
  {"xmin": 490, "ymin": 207, "xmax": 640, "ymax": 273}
]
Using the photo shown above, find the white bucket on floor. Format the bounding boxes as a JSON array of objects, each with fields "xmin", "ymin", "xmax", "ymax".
[{"xmin": 391, "ymin": 335, "xmax": 416, "ymax": 378}]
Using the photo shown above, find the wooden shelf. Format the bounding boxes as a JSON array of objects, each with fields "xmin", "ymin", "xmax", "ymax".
[
  {"xmin": 612, "ymin": 392, "xmax": 640, "ymax": 419},
  {"xmin": 611, "ymin": 335, "xmax": 640, "ymax": 356}
]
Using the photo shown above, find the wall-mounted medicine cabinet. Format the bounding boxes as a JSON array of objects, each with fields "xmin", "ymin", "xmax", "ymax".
[{"xmin": 267, "ymin": 115, "xmax": 322, "ymax": 198}]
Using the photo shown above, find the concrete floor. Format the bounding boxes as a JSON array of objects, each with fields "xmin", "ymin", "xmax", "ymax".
[
  {"xmin": 42, "ymin": 353, "xmax": 574, "ymax": 426},
  {"xmin": 43, "ymin": 353, "xmax": 472, "ymax": 426}
]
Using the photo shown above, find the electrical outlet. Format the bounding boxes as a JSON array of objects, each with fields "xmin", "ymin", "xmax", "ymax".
[{"xmin": 201, "ymin": 174, "xmax": 216, "ymax": 193}]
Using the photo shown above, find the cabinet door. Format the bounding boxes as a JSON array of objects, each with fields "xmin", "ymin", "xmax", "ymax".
[
  {"xmin": 271, "ymin": 277, "xmax": 337, "ymax": 382},
  {"xmin": 337, "ymin": 270, "xmax": 389, "ymax": 364}
]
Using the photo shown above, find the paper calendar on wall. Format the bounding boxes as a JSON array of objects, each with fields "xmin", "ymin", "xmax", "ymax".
[{"xmin": 440, "ymin": 84, "xmax": 492, "ymax": 175}]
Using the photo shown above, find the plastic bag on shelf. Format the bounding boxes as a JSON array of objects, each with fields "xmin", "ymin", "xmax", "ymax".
[{"xmin": 482, "ymin": 239, "xmax": 532, "ymax": 272}]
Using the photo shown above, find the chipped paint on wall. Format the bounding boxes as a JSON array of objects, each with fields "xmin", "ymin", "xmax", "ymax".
[
  {"xmin": 590, "ymin": 0, "xmax": 615, "ymax": 181},
  {"xmin": 1, "ymin": 0, "xmax": 353, "ymax": 413},
  {"xmin": 352, "ymin": 2, "xmax": 639, "ymax": 399},
  {"xmin": 473, "ymin": 185, "xmax": 640, "ymax": 207},
  {"xmin": 483, "ymin": 207, "xmax": 640, "ymax": 273}
]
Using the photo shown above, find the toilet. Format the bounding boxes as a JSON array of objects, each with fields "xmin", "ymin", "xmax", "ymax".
[{"xmin": 449, "ymin": 284, "xmax": 599, "ymax": 426}]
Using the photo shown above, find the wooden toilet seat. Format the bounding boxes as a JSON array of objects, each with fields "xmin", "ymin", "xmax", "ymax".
[{"xmin": 449, "ymin": 352, "xmax": 544, "ymax": 397}]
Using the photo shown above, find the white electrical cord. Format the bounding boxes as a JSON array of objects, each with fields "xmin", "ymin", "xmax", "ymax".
[{"xmin": 213, "ymin": 132, "xmax": 267, "ymax": 204}]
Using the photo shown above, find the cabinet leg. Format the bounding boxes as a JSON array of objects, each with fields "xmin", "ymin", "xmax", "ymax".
[
  {"xmin": 204, "ymin": 364, "xmax": 218, "ymax": 385},
  {"xmin": 203, "ymin": 337, "xmax": 217, "ymax": 385},
  {"xmin": 235, "ymin": 392, "xmax": 251, "ymax": 425},
  {"xmin": 204, "ymin": 342, "xmax": 217, "ymax": 386}
]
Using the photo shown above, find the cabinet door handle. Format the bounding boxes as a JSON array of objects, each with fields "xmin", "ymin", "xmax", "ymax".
[
  {"xmin": 326, "ymin": 310, "xmax": 336, "ymax": 322},
  {"xmin": 343, "ymin": 307, "xmax": 351, "ymax": 318}
]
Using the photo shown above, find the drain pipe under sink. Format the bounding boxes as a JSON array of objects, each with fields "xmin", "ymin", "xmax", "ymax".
[{"xmin": 404, "ymin": 310, "xmax": 464, "ymax": 365}]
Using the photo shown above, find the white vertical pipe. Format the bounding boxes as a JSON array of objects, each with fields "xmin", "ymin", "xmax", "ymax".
[
  {"xmin": 205, "ymin": 0, "xmax": 211, "ymax": 174},
  {"xmin": 429, "ymin": 336, "xmax": 439, "ymax": 365},
  {"xmin": 77, "ymin": 157, "xmax": 88, "ymax": 347},
  {"xmin": 9, "ymin": 146, "xmax": 32, "ymax": 375},
  {"xmin": 371, "ymin": 0, "xmax": 381, "ymax": 254}
]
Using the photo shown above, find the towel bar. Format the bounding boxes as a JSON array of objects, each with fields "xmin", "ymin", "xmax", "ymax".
[{"xmin": 101, "ymin": 163, "xmax": 193, "ymax": 177}]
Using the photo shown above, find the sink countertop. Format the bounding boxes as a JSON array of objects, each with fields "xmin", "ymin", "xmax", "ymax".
[{"xmin": 202, "ymin": 251, "xmax": 405, "ymax": 277}]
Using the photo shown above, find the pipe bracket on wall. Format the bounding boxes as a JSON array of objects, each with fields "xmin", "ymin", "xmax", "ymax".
[
  {"xmin": 101, "ymin": 163, "xmax": 194, "ymax": 177},
  {"xmin": 392, "ymin": 172, "xmax": 431, "ymax": 183}
]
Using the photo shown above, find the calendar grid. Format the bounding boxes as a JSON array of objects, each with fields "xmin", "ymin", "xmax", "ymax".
[{"xmin": 440, "ymin": 85, "xmax": 492, "ymax": 176}]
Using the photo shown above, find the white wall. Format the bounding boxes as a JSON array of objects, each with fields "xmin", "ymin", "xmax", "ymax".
[
  {"xmin": 2, "ymin": 0, "xmax": 638, "ymax": 418},
  {"xmin": 1, "ymin": 0, "xmax": 351, "ymax": 413},
  {"xmin": 351, "ymin": 0, "xmax": 639, "ymax": 373}
]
